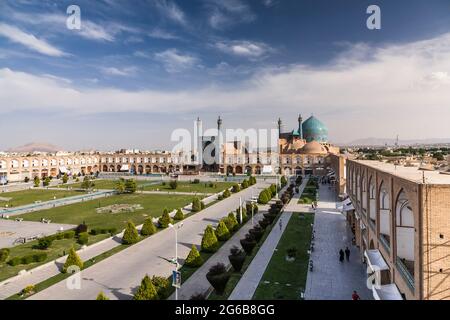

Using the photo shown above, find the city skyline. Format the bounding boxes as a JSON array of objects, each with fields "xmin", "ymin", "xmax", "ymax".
[{"xmin": 1, "ymin": 0, "xmax": 450, "ymax": 150}]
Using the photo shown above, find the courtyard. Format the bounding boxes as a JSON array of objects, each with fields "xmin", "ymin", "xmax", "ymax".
[{"xmin": 0, "ymin": 189, "xmax": 85, "ymax": 208}]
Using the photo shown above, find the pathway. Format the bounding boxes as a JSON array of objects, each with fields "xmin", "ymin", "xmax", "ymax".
[
  {"xmin": 228, "ymin": 178, "xmax": 308, "ymax": 300},
  {"xmin": 304, "ymin": 183, "xmax": 371, "ymax": 300},
  {"xmin": 26, "ymin": 182, "xmax": 271, "ymax": 300}
]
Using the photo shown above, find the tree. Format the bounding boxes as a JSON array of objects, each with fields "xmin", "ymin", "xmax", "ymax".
[
  {"xmin": 122, "ymin": 220, "xmax": 139, "ymax": 245},
  {"xmin": 222, "ymin": 189, "xmax": 231, "ymax": 198},
  {"xmin": 151, "ymin": 276, "xmax": 170, "ymax": 299},
  {"xmin": 63, "ymin": 247, "xmax": 83, "ymax": 273},
  {"xmin": 43, "ymin": 177, "xmax": 51, "ymax": 187},
  {"xmin": 140, "ymin": 218, "xmax": 156, "ymax": 236},
  {"xmin": 258, "ymin": 190, "xmax": 269, "ymax": 204},
  {"xmin": 125, "ymin": 179, "xmax": 137, "ymax": 193},
  {"xmin": 201, "ymin": 225, "xmax": 219, "ymax": 253},
  {"xmin": 115, "ymin": 178, "xmax": 126, "ymax": 194},
  {"xmin": 174, "ymin": 208, "xmax": 184, "ymax": 220},
  {"xmin": 33, "ymin": 176, "xmax": 40, "ymax": 187},
  {"xmin": 226, "ymin": 212, "xmax": 238, "ymax": 231},
  {"xmin": 185, "ymin": 245, "xmax": 203, "ymax": 267},
  {"xmin": 133, "ymin": 275, "xmax": 159, "ymax": 300},
  {"xmin": 215, "ymin": 220, "xmax": 230, "ymax": 241},
  {"xmin": 192, "ymin": 197, "xmax": 202, "ymax": 212},
  {"xmin": 236, "ymin": 207, "xmax": 248, "ymax": 224},
  {"xmin": 96, "ymin": 292, "xmax": 109, "ymax": 300},
  {"xmin": 232, "ymin": 184, "xmax": 240, "ymax": 193},
  {"xmin": 62, "ymin": 173, "xmax": 68, "ymax": 184},
  {"xmin": 270, "ymin": 184, "xmax": 277, "ymax": 197},
  {"xmin": 281, "ymin": 175, "xmax": 287, "ymax": 187},
  {"xmin": 81, "ymin": 176, "xmax": 95, "ymax": 190},
  {"xmin": 169, "ymin": 180, "xmax": 178, "ymax": 190},
  {"xmin": 158, "ymin": 208, "xmax": 172, "ymax": 228},
  {"xmin": 242, "ymin": 180, "xmax": 249, "ymax": 189}
]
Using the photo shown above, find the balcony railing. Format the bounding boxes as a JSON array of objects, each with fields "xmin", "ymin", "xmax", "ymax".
[
  {"xmin": 396, "ymin": 258, "xmax": 415, "ymax": 292},
  {"xmin": 379, "ymin": 235, "xmax": 390, "ymax": 253}
]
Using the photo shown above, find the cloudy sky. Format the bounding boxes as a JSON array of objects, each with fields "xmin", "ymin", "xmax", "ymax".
[{"xmin": 1, "ymin": 0, "xmax": 450, "ymax": 151}]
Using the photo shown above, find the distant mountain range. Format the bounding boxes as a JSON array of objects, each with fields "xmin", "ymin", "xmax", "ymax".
[
  {"xmin": 7, "ymin": 142, "xmax": 63, "ymax": 153},
  {"xmin": 341, "ymin": 137, "xmax": 450, "ymax": 147}
]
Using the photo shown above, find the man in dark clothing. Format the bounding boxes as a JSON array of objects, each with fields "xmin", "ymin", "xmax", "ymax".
[
  {"xmin": 339, "ymin": 249, "xmax": 344, "ymax": 262},
  {"xmin": 345, "ymin": 247, "xmax": 351, "ymax": 261},
  {"xmin": 352, "ymin": 291, "xmax": 361, "ymax": 300}
]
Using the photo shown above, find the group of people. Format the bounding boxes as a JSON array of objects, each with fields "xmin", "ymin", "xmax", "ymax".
[{"xmin": 339, "ymin": 247, "xmax": 351, "ymax": 262}]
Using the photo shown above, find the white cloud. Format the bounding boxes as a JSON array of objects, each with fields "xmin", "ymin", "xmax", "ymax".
[
  {"xmin": 1, "ymin": 32, "xmax": 450, "ymax": 140},
  {"xmin": 205, "ymin": 0, "xmax": 256, "ymax": 30},
  {"xmin": 215, "ymin": 40, "xmax": 273, "ymax": 58},
  {"xmin": 0, "ymin": 23, "xmax": 67, "ymax": 57},
  {"xmin": 100, "ymin": 66, "xmax": 137, "ymax": 77},
  {"xmin": 148, "ymin": 28, "xmax": 179, "ymax": 40},
  {"xmin": 154, "ymin": 49, "xmax": 198, "ymax": 73},
  {"xmin": 154, "ymin": 0, "xmax": 187, "ymax": 26}
]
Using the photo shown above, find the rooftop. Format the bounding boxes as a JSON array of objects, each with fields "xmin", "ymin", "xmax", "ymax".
[{"xmin": 352, "ymin": 160, "xmax": 450, "ymax": 185}]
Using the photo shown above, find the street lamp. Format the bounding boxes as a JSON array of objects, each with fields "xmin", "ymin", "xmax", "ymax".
[{"xmin": 169, "ymin": 222, "xmax": 183, "ymax": 300}]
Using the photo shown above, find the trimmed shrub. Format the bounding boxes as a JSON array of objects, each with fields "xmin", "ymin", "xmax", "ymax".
[
  {"xmin": 152, "ymin": 276, "xmax": 170, "ymax": 299},
  {"xmin": 141, "ymin": 218, "xmax": 157, "ymax": 236},
  {"xmin": 96, "ymin": 292, "xmax": 109, "ymax": 300},
  {"xmin": 192, "ymin": 197, "xmax": 202, "ymax": 212},
  {"xmin": 200, "ymin": 201, "xmax": 206, "ymax": 210},
  {"xmin": 228, "ymin": 246, "xmax": 246, "ymax": 272},
  {"xmin": 222, "ymin": 189, "xmax": 231, "ymax": 198},
  {"xmin": 174, "ymin": 208, "xmax": 184, "ymax": 221},
  {"xmin": 75, "ymin": 223, "xmax": 88, "ymax": 235},
  {"xmin": 125, "ymin": 179, "xmax": 137, "ymax": 193},
  {"xmin": 185, "ymin": 245, "xmax": 203, "ymax": 268},
  {"xmin": 281, "ymin": 175, "xmax": 288, "ymax": 186},
  {"xmin": 217, "ymin": 194, "xmax": 224, "ymax": 201},
  {"xmin": 20, "ymin": 285, "xmax": 35, "ymax": 297},
  {"xmin": 206, "ymin": 263, "xmax": 230, "ymax": 295},
  {"xmin": 236, "ymin": 207, "xmax": 248, "ymax": 224},
  {"xmin": 77, "ymin": 232, "xmax": 89, "ymax": 245},
  {"xmin": 231, "ymin": 184, "xmax": 240, "ymax": 193},
  {"xmin": 241, "ymin": 180, "xmax": 249, "ymax": 189},
  {"xmin": 122, "ymin": 221, "xmax": 139, "ymax": 245},
  {"xmin": 133, "ymin": 275, "xmax": 158, "ymax": 300},
  {"xmin": 240, "ymin": 234, "xmax": 257, "ymax": 255},
  {"xmin": 7, "ymin": 257, "xmax": 22, "ymax": 266},
  {"xmin": 270, "ymin": 184, "xmax": 277, "ymax": 197},
  {"xmin": 259, "ymin": 219, "xmax": 270, "ymax": 229},
  {"xmin": 249, "ymin": 226, "xmax": 264, "ymax": 242},
  {"xmin": 37, "ymin": 237, "xmax": 53, "ymax": 250},
  {"xmin": 201, "ymin": 225, "xmax": 219, "ymax": 253},
  {"xmin": 63, "ymin": 247, "xmax": 83, "ymax": 273},
  {"xmin": 169, "ymin": 180, "xmax": 178, "ymax": 190},
  {"xmin": 158, "ymin": 209, "xmax": 172, "ymax": 229},
  {"xmin": 0, "ymin": 248, "xmax": 10, "ymax": 263},
  {"xmin": 258, "ymin": 190, "xmax": 269, "ymax": 204},
  {"xmin": 215, "ymin": 220, "xmax": 230, "ymax": 241}
]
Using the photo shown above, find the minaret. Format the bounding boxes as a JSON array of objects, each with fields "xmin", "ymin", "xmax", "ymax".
[
  {"xmin": 216, "ymin": 116, "xmax": 223, "ymax": 171},
  {"xmin": 195, "ymin": 117, "xmax": 203, "ymax": 167},
  {"xmin": 298, "ymin": 114, "xmax": 303, "ymax": 139},
  {"xmin": 277, "ymin": 118, "xmax": 282, "ymax": 137}
]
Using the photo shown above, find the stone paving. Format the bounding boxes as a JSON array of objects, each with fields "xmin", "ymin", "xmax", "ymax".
[{"xmin": 304, "ymin": 183, "xmax": 372, "ymax": 300}]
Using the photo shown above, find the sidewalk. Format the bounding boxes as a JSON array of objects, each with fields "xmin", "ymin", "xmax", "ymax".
[
  {"xmin": 168, "ymin": 206, "xmax": 267, "ymax": 300},
  {"xmin": 228, "ymin": 178, "xmax": 309, "ymax": 300},
  {"xmin": 304, "ymin": 183, "xmax": 371, "ymax": 300}
]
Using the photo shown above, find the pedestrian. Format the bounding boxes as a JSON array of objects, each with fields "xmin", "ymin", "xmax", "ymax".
[
  {"xmin": 279, "ymin": 219, "xmax": 282, "ymax": 231},
  {"xmin": 352, "ymin": 291, "xmax": 360, "ymax": 300},
  {"xmin": 339, "ymin": 249, "xmax": 344, "ymax": 263},
  {"xmin": 345, "ymin": 247, "xmax": 350, "ymax": 261}
]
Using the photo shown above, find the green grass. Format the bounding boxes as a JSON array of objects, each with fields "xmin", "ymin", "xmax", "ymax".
[
  {"xmin": 0, "ymin": 189, "xmax": 85, "ymax": 208},
  {"xmin": 57, "ymin": 179, "xmax": 150, "ymax": 190},
  {"xmin": 252, "ymin": 212, "xmax": 314, "ymax": 300},
  {"xmin": 142, "ymin": 181, "xmax": 235, "ymax": 194},
  {"xmin": 0, "ymin": 233, "xmax": 109, "ymax": 282},
  {"xmin": 17, "ymin": 193, "xmax": 195, "ymax": 231}
]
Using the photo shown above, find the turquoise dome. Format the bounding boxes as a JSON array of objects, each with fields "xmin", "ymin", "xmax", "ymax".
[{"xmin": 302, "ymin": 116, "xmax": 328, "ymax": 143}]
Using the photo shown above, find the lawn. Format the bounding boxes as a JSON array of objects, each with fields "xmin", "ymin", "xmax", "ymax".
[
  {"xmin": 17, "ymin": 193, "xmax": 196, "ymax": 231},
  {"xmin": 0, "ymin": 189, "xmax": 85, "ymax": 208},
  {"xmin": 252, "ymin": 212, "xmax": 314, "ymax": 300},
  {"xmin": 57, "ymin": 179, "xmax": 152, "ymax": 190},
  {"xmin": 142, "ymin": 181, "xmax": 235, "ymax": 194},
  {"xmin": 0, "ymin": 233, "xmax": 109, "ymax": 283}
]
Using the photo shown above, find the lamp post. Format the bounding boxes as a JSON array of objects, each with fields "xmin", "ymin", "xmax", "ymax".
[{"xmin": 169, "ymin": 222, "xmax": 183, "ymax": 300}]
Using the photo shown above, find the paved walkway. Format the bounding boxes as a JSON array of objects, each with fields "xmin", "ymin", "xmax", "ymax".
[
  {"xmin": 228, "ymin": 178, "xmax": 308, "ymax": 300},
  {"xmin": 169, "ymin": 205, "xmax": 268, "ymax": 300},
  {"xmin": 304, "ymin": 183, "xmax": 371, "ymax": 300},
  {"xmin": 26, "ymin": 182, "xmax": 271, "ymax": 300}
]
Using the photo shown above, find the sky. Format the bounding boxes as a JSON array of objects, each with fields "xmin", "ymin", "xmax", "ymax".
[{"xmin": 1, "ymin": 0, "xmax": 450, "ymax": 151}]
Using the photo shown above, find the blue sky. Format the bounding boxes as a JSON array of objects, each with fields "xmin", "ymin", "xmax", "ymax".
[{"xmin": 1, "ymin": 0, "xmax": 450, "ymax": 150}]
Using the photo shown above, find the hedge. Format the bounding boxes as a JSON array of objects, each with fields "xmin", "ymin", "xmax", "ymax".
[{"xmin": 7, "ymin": 252, "xmax": 47, "ymax": 266}]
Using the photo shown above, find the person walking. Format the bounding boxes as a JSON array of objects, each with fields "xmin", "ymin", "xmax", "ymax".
[
  {"xmin": 352, "ymin": 291, "xmax": 361, "ymax": 300},
  {"xmin": 345, "ymin": 247, "xmax": 351, "ymax": 261},
  {"xmin": 279, "ymin": 219, "xmax": 282, "ymax": 231},
  {"xmin": 339, "ymin": 249, "xmax": 344, "ymax": 263}
]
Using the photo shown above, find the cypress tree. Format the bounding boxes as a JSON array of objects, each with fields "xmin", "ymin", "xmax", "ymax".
[
  {"xmin": 215, "ymin": 220, "xmax": 230, "ymax": 241},
  {"xmin": 192, "ymin": 197, "xmax": 202, "ymax": 212},
  {"xmin": 185, "ymin": 245, "xmax": 203, "ymax": 267},
  {"xmin": 174, "ymin": 208, "xmax": 184, "ymax": 220},
  {"xmin": 141, "ymin": 218, "xmax": 156, "ymax": 236},
  {"xmin": 133, "ymin": 275, "xmax": 158, "ymax": 300},
  {"xmin": 158, "ymin": 209, "xmax": 172, "ymax": 228},
  {"xmin": 201, "ymin": 225, "xmax": 219, "ymax": 253},
  {"xmin": 96, "ymin": 292, "xmax": 109, "ymax": 300},
  {"xmin": 227, "ymin": 212, "xmax": 238, "ymax": 231},
  {"xmin": 122, "ymin": 220, "xmax": 139, "ymax": 244},
  {"xmin": 223, "ymin": 189, "xmax": 231, "ymax": 198},
  {"xmin": 63, "ymin": 247, "xmax": 83, "ymax": 273}
]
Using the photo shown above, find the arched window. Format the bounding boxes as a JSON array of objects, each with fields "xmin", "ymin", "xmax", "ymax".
[
  {"xmin": 379, "ymin": 182, "xmax": 391, "ymax": 249},
  {"xmin": 395, "ymin": 190, "xmax": 415, "ymax": 282}
]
